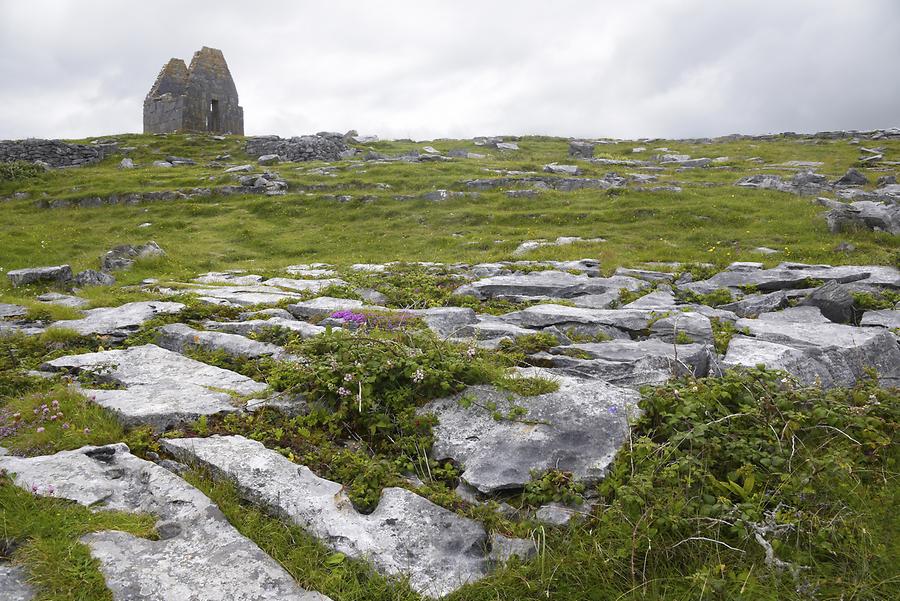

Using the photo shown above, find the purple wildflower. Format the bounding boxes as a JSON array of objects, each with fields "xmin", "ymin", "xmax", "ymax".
[
  {"xmin": 330, "ymin": 310, "xmax": 367, "ymax": 324},
  {"xmin": 337, "ymin": 387, "xmax": 351, "ymax": 397},
  {"xmin": 36, "ymin": 426, "xmax": 45, "ymax": 433}
]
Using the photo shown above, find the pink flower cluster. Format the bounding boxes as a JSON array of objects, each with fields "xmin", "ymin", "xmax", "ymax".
[{"xmin": 30, "ymin": 400, "xmax": 71, "ymax": 433}]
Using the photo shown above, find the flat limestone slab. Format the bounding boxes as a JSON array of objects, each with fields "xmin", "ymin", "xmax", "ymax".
[
  {"xmin": 0, "ymin": 444, "xmax": 328, "ymax": 601},
  {"xmin": 178, "ymin": 284, "xmax": 305, "ymax": 306},
  {"xmin": 0, "ymin": 303, "xmax": 28, "ymax": 318},
  {"xmin": 0, "ymin": 564, "xmax": 34, "ymax": 601},
  {"xmin": 420, "ymin": 381, "xmax": 640, "ymax": 494},
  {"xmin": 684, "ymin": 262, "xmax": 900, "ymax": 294},
  {"xmin": 502, "ymin": 304, "xmax": 713, "ymax": 343},
  {"xmin": 263, "ymin": 277, "xmax": 348, "ymax": 292},
  {"xmin": 41, "ymin": 344, "xmax": 267, "ymax": 429},
  {"xmin": 156, "ymin": 323, "xmax": 290, "ymax": 359},
  {"xmin": 860, "ymin": 309, "xmax": 900, "ymax": 329},
  {"xmin": 204, "ymin": 317, "xmax": 327, "ymax": 338},
  {"xmin": 540, "ymin": 339, "xmax": 712, "ymax": 386},
  {"xmin": 50, "ymin": 301, "xmax": 184, "ymax": 337},
  {"xmin": 286, "ymin": 296, "xmax": 386, "ymax": 319},
  {"xmin": 452, "ymin": 270, "xmax": 628, "ymax": 300},
  {"xmin": 163, "ymin": 435, "xmax": 517, "ymax": 598},
  {"xmin": 724, "ymin": 329, "xmax": 900, "ymax": 388}
]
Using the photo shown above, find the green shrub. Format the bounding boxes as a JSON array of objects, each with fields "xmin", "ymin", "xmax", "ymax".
[{"xmin": 0, "ymin": 160, "xmax": 44, "ymax": 182}]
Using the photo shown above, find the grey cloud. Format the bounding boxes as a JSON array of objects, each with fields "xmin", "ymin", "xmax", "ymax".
[{"xmin": 0, "ymin": 0, "xmax": 897, "ymax": 140}]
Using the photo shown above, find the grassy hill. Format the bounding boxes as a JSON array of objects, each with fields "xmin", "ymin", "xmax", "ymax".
[
  {"xmin": 0, "ymin": 132, "xmax": 897, "ymax": 601},
  {"xmin": 1, "ymin": 133, "xmax": 896, "ymax": 293}
]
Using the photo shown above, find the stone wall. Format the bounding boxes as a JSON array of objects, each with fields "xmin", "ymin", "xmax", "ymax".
[
  {"xmin": 0, "ymin": 139, "xmax": 110, "ymax": 167},
  {"xmin": 143, "ymin": 94, "xmax": 186, "ymax": 135},
  {"xmin": 245, "ymin": 134, "xmax": 350, "ymax": 162}
]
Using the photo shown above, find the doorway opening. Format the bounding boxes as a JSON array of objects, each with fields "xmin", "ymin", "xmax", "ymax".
[{"xmin": 207, "ymin": 99, "xmax": 220, "ymax": 131}]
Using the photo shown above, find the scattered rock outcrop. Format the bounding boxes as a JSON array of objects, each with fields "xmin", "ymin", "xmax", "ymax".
[{"xmin": 102, "ymin": 241, "xmax": 166, "ymax": 271}]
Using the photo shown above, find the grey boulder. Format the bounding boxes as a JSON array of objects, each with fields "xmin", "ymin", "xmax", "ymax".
[
  {"xmin": 454, "ymin": 271, "xmax": 629, "ymax": 301},
  {"xmin": 826, "ymin": 201, "xmax": 900, "ymax": 235},
  {"xmin": 286, "ymin": 296, "xmax": 384, "ymax": 319},
  {"xmin": 800, "ymin": 281, "xmax": 855, "ymax": 323},
  {"xmin": 205, "ymin": 317, "xmax": 327, "ymax": 338},
  {"xmin": 0, "ymin": 303, "xmax": 28, "ymax": 318},
  {"xmin": 411, "ymin": 307, "xmax": 478, "ymax": 337},
  {"xmin": 7, "ymin": 264, "xmax": 73, "ymax": 287},
  {"xmin": 860, "ymin": 310, "xmax": 900, "ymax": 329},
  {"xmin": 74, "ymin": 269, "xmax": 116, "ymax": 287},
  {"xmin": 719, "ymin": 290, "xmax": 788, "ymax": 317},
  {"xmin": 684, "ymin": 262, "xmax": 899, "ymax": 294},
  {"xmin": 421, "ymin": 380, "xmax": 640, "ymax": 494},
  {"xmin": 0, "ymin": 564, "xmax": 34, "ymax": 601},
  {"xmin": 101, "ymin": 242, "xmax": 165, "ymax": 271},
  {"xmin": 834, "ymin": 168, "xmax": 869, "ymax": 187}
]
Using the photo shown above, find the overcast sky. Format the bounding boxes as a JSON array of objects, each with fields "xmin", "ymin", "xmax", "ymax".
[{"xmin": 1, "ymin": 1, "xmax": 898, "ymax": 141}]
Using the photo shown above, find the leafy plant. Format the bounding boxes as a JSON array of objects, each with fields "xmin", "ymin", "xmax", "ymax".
[{"xmin": 523, "ymin": 469, "xmax": 585, "ymax": 507}]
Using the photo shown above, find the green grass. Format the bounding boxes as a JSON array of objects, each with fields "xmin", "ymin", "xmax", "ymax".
[
  {"xmin": 1, "ymin": 132, "xmax": 898, "ymax": 600},
  {"xmin": 0, "ymin": 472, "xmax": 157, "ymax": 601},
  {"xmin": 0, "ymin": 133, "xmax": 896, "ymax": 298}
]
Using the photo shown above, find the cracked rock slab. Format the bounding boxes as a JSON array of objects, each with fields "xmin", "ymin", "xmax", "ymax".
[
  {"xmin": 163, "ymin": 435, "xmax": 519, "ymax": 598},
  {"xmin": 684, "ymin": 262, "xmax": 899, "ymax": 294},
  {"xmin": 420, "ymin": 381, "xmax": 640, "ymax": 495},
  {"xmin": 49, "ymin": 301, "xmax": 185, "ymax": 338},
  {"xmin": 156, "ymin": 323, "xmax": 290, "ymax": 359},
  {"xmin": 286, "ymin": 296, "xmax": 385, "ymax": 319},
  {"xmin": 452, "ymin": 270, "xmax": 627, "ymax": 300},
  {"xmin": 177, "ymin": 284, "xmax": 306, "ymax": 306},
  {"xmin": 204, "ymin": 317, "xmax": 327, "ymax": 338},
  {"xmin": 541, "ymin": 339, "xmax": 712, "ymax": 385},
  {"xmin": 41, "ymin": 344, "xmax": 267, "ymax": 429},
  {"xmin": 0, "ymin": 444, "xmax": 328, "ymax": 601},
  {"xmin": 724, "ymin": 323, "xmax": 900, "ymax": 387},
  {"xmin": 501, "ymin": 304, "xmax": 712, "ymax": 343}
]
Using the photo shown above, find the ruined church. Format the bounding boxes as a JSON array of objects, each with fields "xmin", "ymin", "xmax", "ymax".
[{"xmin": 143, "ymin": 47, "xmax": 243, "ymax": 135}]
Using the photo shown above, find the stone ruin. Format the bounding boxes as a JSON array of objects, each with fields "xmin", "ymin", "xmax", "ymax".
[{"xmin": 143, "ymin": 47, "xmax": 244, "ymax": 135}]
